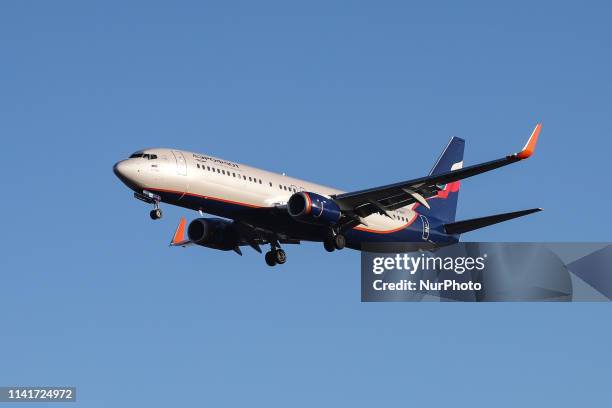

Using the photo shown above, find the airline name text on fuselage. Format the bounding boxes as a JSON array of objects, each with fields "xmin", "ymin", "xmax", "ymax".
[{"xmin": 192, "ymin": 153, "xmax": 240, "ymax": 169}]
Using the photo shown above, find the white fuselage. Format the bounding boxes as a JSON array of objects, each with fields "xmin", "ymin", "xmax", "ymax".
[{"xmin": 113, "ymin": 148, "xmax": 419, "ymax": 234}]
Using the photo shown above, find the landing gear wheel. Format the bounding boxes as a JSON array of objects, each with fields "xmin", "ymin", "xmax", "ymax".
[
  {"xmin": 265, "ymin": 251, "xmax": 277, "ymax": 267},
  {"xmin": 150, "ymin": 208, "xmax": 163, "ymax": 220},
  {"xmin": 274, "ymin": 249, "xmax": 287, "ymax": 264},
  {"xmin": 333, "ymin": 234, "xmax": 346, "ymax": 250},
  {"xmin": 324, "ymin": 238, "xmax": 335, "ymax": 252}
]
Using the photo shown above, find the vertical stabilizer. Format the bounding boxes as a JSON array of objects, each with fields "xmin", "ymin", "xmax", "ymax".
[{"xmin": 418, "ymin": 136, "xmax": 465, "ymax": 223}]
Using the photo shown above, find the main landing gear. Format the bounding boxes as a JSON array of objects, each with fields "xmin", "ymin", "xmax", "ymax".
[
  {"xmin": 265, "ymin": 242, "xmax": 287, "ymax": 267},
  {"xmin": 324, "ymin": 230, "xmax": 346, "ymax": 252}
]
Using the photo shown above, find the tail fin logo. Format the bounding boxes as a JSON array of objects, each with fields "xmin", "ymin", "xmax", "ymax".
[
  {"xmin": 437, "ymin": 181, "xmax": 461, "ymax": 199},
  {"xmin": 435, "ymin": 160, "xmax": 463, "ymax": 199}
]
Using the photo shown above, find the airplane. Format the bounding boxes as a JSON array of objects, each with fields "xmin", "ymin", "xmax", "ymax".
[{"xmin": 113, "ymin": 124, "xmax": 542, "ymax": 266}]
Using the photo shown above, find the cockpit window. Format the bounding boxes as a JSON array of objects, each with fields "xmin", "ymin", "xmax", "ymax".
[{"xmin": 129, "ymin": 153, "xmax": 158, "ymax": 160}]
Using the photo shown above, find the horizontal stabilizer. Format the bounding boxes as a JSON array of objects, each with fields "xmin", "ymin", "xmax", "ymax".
[{"xmin": 444, "ymin": 208, "xmax": 542, "ymax": 235}]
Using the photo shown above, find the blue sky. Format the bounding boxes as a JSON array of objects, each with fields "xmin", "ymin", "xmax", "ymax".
[{"xmin": 1, "ymin": 1, "xmax": 611, "ymax": 406}]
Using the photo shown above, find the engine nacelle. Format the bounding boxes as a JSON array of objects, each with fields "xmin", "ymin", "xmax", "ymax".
[
  {"xmin": 187, "ymin": 218, "xmax": 238, "ymax": 251},
  {"xmin": 287, "ymin": 192, "xmax": 341, "ymax": 225}
]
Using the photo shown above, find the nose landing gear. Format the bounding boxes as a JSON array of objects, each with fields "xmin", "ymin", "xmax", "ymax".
[
  {"xmin": 134, "ymin": 191, "xmax": 163, "ymax": 220},
  {"xmin": 150, "ymin": 208, "xmax": 163, "ymax": 220}
]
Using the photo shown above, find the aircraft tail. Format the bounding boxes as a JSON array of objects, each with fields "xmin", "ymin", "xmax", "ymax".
[{"xmin": 418, "ymin": 136, "xmax": 465, "ymax": 223}]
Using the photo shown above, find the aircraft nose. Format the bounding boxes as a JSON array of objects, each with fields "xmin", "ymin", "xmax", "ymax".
[
  {"xmin": 113, "ymin": 160, "xmax": 128, "ymax": 178},
  {"xmin": 113, "ymin": 160, "xmax": 139, "ymax": 187}
]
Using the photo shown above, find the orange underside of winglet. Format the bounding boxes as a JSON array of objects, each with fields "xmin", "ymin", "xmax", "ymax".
[
  {"xmin": 172, "ymin": 217, "xmax": 187, "ymax": 244},
  {"xmin": 516, "ymin": 123, "xmax": 542, "ymax": 159}
]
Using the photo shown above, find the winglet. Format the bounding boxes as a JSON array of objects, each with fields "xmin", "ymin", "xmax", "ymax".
[
  {"xmin": 170, "ymin": 217, "xmax": 188, "ymax": 246},
  {"xmin": 516, "ymin": 123, "xmax": 542, "ymax": 159}
]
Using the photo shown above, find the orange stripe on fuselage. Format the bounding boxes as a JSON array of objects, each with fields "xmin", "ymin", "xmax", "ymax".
[
  {"xmin": 353, "ymin": 212, "xmax": 419, "ymax": 234},
  {"xmin": 149, "ymin": 188, "xmax": 264, "ymax": 208},
  {"xmin": 149, "ymin": 187, "xmax": 447, "ymax": 235}
]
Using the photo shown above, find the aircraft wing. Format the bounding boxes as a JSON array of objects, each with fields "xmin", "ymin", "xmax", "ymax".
[
  {"xmin": 332, "ymin": 124, "xmax": 541, "ymax": 220},
  {"xmin": 169, "ymin": 216, "xmax": 300, "ymax": 254}
]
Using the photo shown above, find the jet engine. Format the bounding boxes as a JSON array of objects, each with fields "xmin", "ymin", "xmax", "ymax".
[
  {"xmin": 287, "ymin": 192, "xmax": 341, "ymax": 225},
  {"xmin": 187, "ymin": 218, "xmax": 239, "ymax": 250}
]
